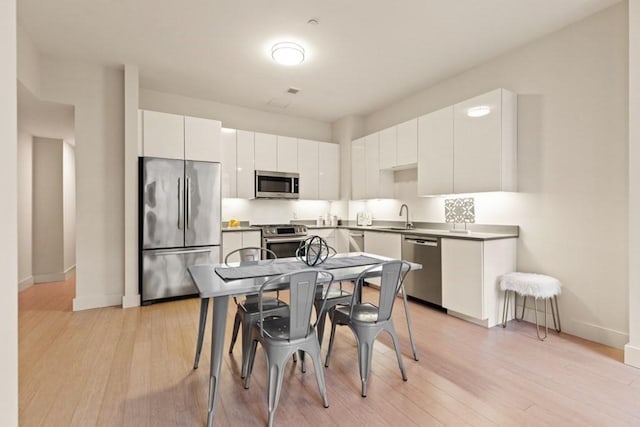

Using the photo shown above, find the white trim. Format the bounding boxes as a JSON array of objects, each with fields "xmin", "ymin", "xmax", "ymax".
[
  {"xmin": 624, "ymin": 344, "xmax": 640, "ymax": 369},
  {"xmin": 34, "ymin": 272, "xmax": 66, "ymax": 283},
  {"xmin": 64, "ymin": 264, "xmax": 76, "ymax": 280},
  {"xmin": 18, "ymin": 276, "xmax": 34, "ymax": 292},
  {"xmin": 73, "ymin": 293, "xmax": 122, "ymax": 311},
  {"xmin": 122, "ymin": 293, "xmax": 141, "ymax": 308}
]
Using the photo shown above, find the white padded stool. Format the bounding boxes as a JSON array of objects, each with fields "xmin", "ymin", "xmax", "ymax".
[{"xmin": 500, "ymin": 272, "xmax": 561, "ymax": 340}]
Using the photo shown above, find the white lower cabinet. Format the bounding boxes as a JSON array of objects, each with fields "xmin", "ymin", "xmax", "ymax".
[
  {"xmin": 222, "ymin": 230, "xmax": 262, "ymax": 263},
  {"xmin": 364, "ymin": 231, "xmax": 402, "ymax": 286},
  {"xmin": 441, "ymin": 238, "xmax": 516, "ymax": 327}
]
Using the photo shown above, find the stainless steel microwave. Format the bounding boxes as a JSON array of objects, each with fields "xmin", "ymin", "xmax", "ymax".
[{"xmin": 255, "ymin": 170, "xmax": 299, "ymax": 199}]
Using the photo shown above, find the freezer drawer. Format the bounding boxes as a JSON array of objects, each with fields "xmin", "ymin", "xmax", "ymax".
[{"xmin": 141, "ymin": 246, "xmax": 220, "ymax": 304}]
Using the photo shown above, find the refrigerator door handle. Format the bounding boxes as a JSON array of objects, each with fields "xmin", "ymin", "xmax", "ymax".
[
  {"xmin": 152, "ymin": 248, "xmax": 214, "ymax": 256},
  {"xmin": 177, "ymin": 178, "xmax": 184, "ymax": 229},
  {"xmin": 186, "ymin": 177, "xmax": 191, "ymax": 230}
]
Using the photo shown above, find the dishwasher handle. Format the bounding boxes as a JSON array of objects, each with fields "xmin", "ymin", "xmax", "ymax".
[{"xmin": 404, "ymin": 237, "xmax": 439, "ymax": 247}]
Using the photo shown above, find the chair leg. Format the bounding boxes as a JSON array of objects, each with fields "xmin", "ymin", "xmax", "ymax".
[
  {"xmin": 193, "ymin": 297, "xmax": 209, "ymax": 369},
  {"xmin": 240, "ymin": 314, "xmax": 252, "ymax": 379},
  {"xmin": 501, "ymin": 290, "xmax": 510, "ymax": 328},
  {"xmin": 307, "ymin": 342, "xmax": 329, "ymax": 408},
  {"xmin": 400, "ymin": 286, "xmax": 419, "ymax": 361},
  {"xmin": 354, "ymin": 329, "xmax": 376, "ymax": 398},
  {"xmin": 228, "ymin": 310, "xmax": 241, "ymax": 354},
  {"xmin": 243, "ymin": 339, "xmax": 259, "ymax": 390},
  {"xmin": 266, "ymin": 350, "xmax": 288, "ymax": 427},
  {"xmin": 325, "ymin": 313, "xmax": 339, "ymax": 368},
  {"xmin": 386, "ymin": 322, "xmax": 407, "ymax": 382}
]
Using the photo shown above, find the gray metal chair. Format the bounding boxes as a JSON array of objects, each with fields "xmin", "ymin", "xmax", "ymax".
[
  {"xmin": 193, "ymin": 247, "xmax": 289, "ymax": 380},
  {"xmin": 324, "ymin": 260, "xmax": 411, "ymax": 397},
  {"xmin": 244, "ymin": 269, "xmax": 334, "ymax": 427}
]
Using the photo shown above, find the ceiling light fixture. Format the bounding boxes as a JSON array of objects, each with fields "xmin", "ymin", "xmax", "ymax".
[
  {"xmin": 467, "ymin": 105, "xmax": 491, "ymax": 117},
  {"xmin": 271, "ymin": 42, "xmax": 305, "ymax": 66}
]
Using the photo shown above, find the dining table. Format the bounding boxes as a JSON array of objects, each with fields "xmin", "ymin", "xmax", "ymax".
[{"xmin": 187, "ymin": 252, "xmax": 422, "ymax": 427}]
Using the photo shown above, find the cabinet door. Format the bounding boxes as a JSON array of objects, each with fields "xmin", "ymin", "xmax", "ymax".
[
  {"xmin": 378, "ymin": 126, "xmax": 396, "ymax": 170},
  {"xmin": 441, "ymin": 238, "xmax": 484, "ymax": 319},
  {"xmin": 254, "ymin": 132, "xmax": 277, "ymax": 171},
  {"xmin": 242, "ymin": 230, "xmax": 262, "ymax": 248},
  {"xmin": 318, "ymin": 142, "xmax": 339, "ymax": 200},
  {"xmin": 277, "ymin": 136, "xmax": 298, "ymax": 172},
  {"xmin": 418, "ymin": 106, "xmax": 454, "ymax": 195},
  {"xmin": 184, "ymin": 116, "xmax": 221, "ymax": 162},
  {"xmin": 142, "ymin": 110, "xmax": 184, "ymax": 159},
  {"xmin": 396, "ymin": 118, "xmax": 418, "ymax": 167},
  {"xmin": 222, "ymin": 232, "xmax": 243, "ymax": 263},
  {"xmin": 364, "ymin": 133, "xmax": 380, "ymax": 199},
  {"xmin": 351, "ymin": 138, "xmax": 366, "ymax": 200},
  {"xmin": 236, "ymin": 130, "xmax": 255, "ymax": 199},
  {"xmin": 454, "ymin": 89, "xmax": 503, "ymax": 193},
  {"xmin": 364, "ymin": 231, "xmax": 402, "ymax": 286},
  {"xmin": 221, "ymin": 129, "xmax": 237, "ymax": 198},
  {"xmin": 298, "ymin": 139, "xmax": 319, "ymax": 199}
]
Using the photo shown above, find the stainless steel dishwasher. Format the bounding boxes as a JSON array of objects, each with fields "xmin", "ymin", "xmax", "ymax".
[
  {"xmin": 402, "ymin": 235, "xmax": 442, "ymax": 306},
  {"xmin": 348, "ymin": 230, "xmax": 364, "ymax": 252}
]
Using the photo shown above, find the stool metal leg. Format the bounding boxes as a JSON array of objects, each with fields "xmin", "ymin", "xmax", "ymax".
[
  {"xmin": 551, "ymin": 295, "xmax": 561, "ymax": 333},
  {"xmin": 519, "ymin": 296, "xmax": 527, "ymax": 321},
  {"xmin": 502, "ymin": 290, "xmax": 510, "ymax": 328},
  {"xmin": 533, "ymin": 297, "xmax": 548, "ymax": 341}
]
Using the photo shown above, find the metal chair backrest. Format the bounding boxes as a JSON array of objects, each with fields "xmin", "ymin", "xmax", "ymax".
[
  {"xmin": 258, "ymin": 269, "xmax": 335, "ymax": 341},
  {"xmin": 224, "ymin": 247, "xmax": 276, "ymax": 266},
  {"xmin": 350, "ymin": 260, "xmax": 411, "ymax": 322}
]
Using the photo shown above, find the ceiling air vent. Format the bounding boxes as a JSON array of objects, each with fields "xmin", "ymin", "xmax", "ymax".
[{"xmin": 287, "ymin": 87, "xmax": 300, "ymax": 95}]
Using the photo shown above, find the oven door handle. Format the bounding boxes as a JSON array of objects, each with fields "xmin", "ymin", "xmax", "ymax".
[{"xmin": 264, "ymin": 237, "xmax": 307, "ymax": 244}]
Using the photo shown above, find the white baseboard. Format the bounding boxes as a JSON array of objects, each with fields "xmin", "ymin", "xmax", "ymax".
[
  {"xmin": 18, "ymin": 276, "xmax": 34, "ymax": 292},
  {"xmin": 73, "ymin": 293, "xmax": 122, "ymax": 311},
  {"xmin": 624, "ymin": 344, "xmax": 640, "ymax": 368},
  {"xmin": 122, "ymin": 293, "xmax": 141, "ymax": 308},
  {"xmin": 519, "ymin": 305, "xmax": 628, "ymax": 348},
  {"xmin": 34, "ymin": 272, "xmax": 66, "ymax": 283},
  {"xmin": 64, "ymin": 264, "xmax": 76, "ymax": 279}
]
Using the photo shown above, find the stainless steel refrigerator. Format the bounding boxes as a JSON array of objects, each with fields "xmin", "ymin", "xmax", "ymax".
[{"xmin": 139, "ymin": 157, "xmax": 221, "ymax": 304}]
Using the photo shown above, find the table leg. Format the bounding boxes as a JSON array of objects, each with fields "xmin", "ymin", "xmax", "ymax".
[{"xmin": 207, "ymin": 295, "xmax": 229, "ymax": 427}]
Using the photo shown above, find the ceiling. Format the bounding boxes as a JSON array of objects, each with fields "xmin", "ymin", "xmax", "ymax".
[{"xmin": 18, "ymin": 0, "xmax": 620, "ymax": 123}]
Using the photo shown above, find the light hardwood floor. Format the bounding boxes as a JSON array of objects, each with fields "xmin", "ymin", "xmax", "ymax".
[{"xmin": 19, "ymin": 277, "xmax": 640, "ymax": 426}]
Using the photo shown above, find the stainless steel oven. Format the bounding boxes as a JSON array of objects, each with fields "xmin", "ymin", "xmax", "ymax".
[{"xmin": 254, "ymin": 224, "xmax": 308, "ymax": 259}]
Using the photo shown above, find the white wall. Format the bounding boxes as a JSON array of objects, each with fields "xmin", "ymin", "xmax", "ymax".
[
  {"xmin": 36, "ymin": 57, "xmax": 125, "ymax": 310},
  {"xmin": 17, "ymin": 129, "xmax": 33, "ymax": 289},
  {"xmin": 626, "ymin": 1, "xmax": 640, "ymax": 367},
  {"xmin": 222, "ymin": 199, "xmax": 335, "ymax": 225},
  {"xmin": 140, "ymin": 88, "xmax": 333, "ymax": 142},
  {"xmin": 1, "ymin": 0, "xmax": 19, "ymax": 423},
  {"xmin": 355, "ymin": 4, "xmax": 629, "ymax": 348},
  {"xmin": 63, "ymin": 140, "xmax": 76, "ymax": 273},
  {"xmin": 32, "ymin": 137, "xmax": 64, "ymax": 280}
]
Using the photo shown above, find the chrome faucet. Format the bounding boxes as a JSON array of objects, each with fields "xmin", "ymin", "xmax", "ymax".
[{"xmin": 399, "ymin": 204, "xmax": 413, "ymax": 229}]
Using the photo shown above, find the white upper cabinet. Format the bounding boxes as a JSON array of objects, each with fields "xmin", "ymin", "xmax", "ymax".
[
  {"xmin": 141, "ymin": 110, "xmax": 221, "ymax": 162},
  {"xmin": 454, "ymin": 88, "xmax": 517, "ymax": 193},
  {"xmin": 298, "ymin": 138, "xmax": 319, "ymax": 199},
  {"xmin": 418, "ymin": 106, "xmax": 454, "ymax": 196},
  {"xmin": 364, "ymin": 133, "xmax": 381, "ymax": 199},
  {"xmin": 378, "ymin": 126, "xmax": 397, "ymax": 170},
  {"xmin": 236, "ymin": 130, "xmax": 255, "ymax": 199},
  {"xmin": 254, "ymin": 132, "xmax": 277, "ymax": 171},
  {"xmin": 396, "ymin": 118, "xmax": 418, "ymax": 167},
  {"xmin": 277, "ymin": 136, "xmax": 298, "ymax": 173},
  {"xmin": 221, "ymin": 129, "xmax": 237, "ymax": 198},
  {"xmin": 184, "ymin": 115, "xmax": 221, "ymax": 162},
  {"xmin": 318, "ymin": 142, "xmax": 339, "ymax": 200},
  {"xmin": 351, "ymin": 137, "xmax": 366, "ymax": 200},
  {"xmin": 142, "ymin": 110, "xmax": 184, "ymax": 159}
]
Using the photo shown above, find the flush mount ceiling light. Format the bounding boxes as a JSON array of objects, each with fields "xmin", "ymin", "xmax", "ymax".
[
  {"xmin": 271, "ymin": 42, "xmax": 305, "ymax": 66},
  {"xmin": 467, "ymin": 105, "xmax": 491, "ymax": 117}
]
